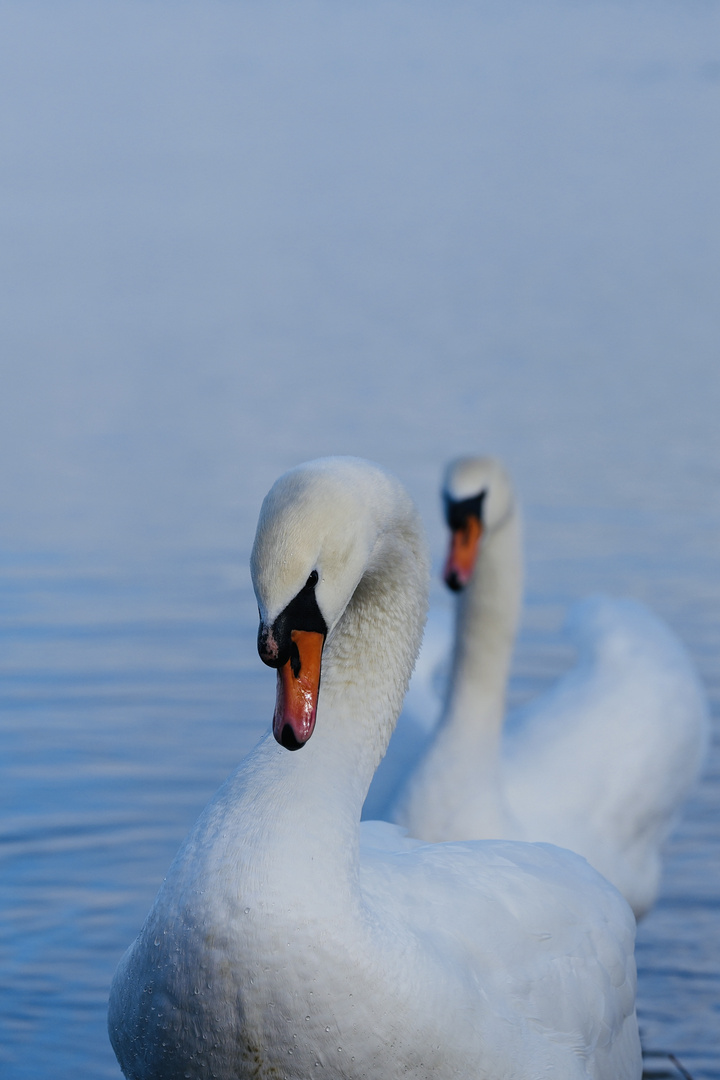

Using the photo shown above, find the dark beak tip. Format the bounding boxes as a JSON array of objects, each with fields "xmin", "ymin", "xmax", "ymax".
[
  {"xmin": 445, "ymin": 571, "xmax": 465, "ymax": 593},
  {"xmin": 277, "ymin": 724, "xmax": 306, "ymax": 751}
]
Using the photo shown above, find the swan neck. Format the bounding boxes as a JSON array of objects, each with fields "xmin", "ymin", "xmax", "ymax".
[
  {"xmin": 316, "ymin": 515, "xmax": 429, "ymax": 805},
  {"xmin": 221, "ymin": 504, "xmax": 429, "ymax": 890},
  {"xmin": 444, "ymin": 504, "xmax": 522, "ymax": 737}
]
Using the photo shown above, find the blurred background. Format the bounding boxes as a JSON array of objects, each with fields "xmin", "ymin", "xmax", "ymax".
[{"xmin": 0, "ymin": 2, "xmax": 718, "ymax": 1077}]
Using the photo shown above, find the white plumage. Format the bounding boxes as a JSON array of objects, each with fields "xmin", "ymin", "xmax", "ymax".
[
  {"xmin": 109, "ymin": 457, "xmax": 641, "ymax": 1080},
  {"xmin": 371, "ymin": 456, "xmax": 708, "ymax": 919}
]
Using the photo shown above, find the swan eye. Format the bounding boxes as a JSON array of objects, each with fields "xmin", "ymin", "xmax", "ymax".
[{"xmin": 306, "ymin": 570, "xmax": 319, "ymax": 589}]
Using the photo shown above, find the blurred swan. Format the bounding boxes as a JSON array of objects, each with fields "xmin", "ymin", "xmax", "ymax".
[
  {"xmin": 376, "ymin": 456, "xmax": 708, "ymax": 919},
  {"xmin": 109, "ymin": 457, "xmax": 641, "ymax": 1080}
]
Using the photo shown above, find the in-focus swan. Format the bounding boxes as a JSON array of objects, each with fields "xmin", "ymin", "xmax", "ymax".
[
  {"xmin": 381, "ymin": 456, "xmax": 708, "ymax": 919},
  {"xmin": 109, "ymin": 457, "xmax": 641, "ymax": 1080}
]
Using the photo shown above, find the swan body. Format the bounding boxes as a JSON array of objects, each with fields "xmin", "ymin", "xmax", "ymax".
[
  {"xmin": 382, "ymin": 457, "xmax": 708, "ymax": 919},
  {"xmin": 109, "ymin": 457, "xmax": 641, "ymax": 1080}
]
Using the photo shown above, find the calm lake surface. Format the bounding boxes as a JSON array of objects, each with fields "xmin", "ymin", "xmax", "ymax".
[{"xmin": 1, "ymin": 1, "xmax": 719, "ymax": 1077}]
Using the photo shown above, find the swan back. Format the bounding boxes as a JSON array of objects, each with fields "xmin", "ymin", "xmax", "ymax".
[{"xmin": 503, "ymin": 595, "xmax": 709, "ymax": 915}]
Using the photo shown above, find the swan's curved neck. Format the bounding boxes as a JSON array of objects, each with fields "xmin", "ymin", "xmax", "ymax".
[
  {"xmin": 443, "ymin": 504, "xmax": 523, "ymax": 743},
  {"xmin": 305, "ymin": 520, "xmax": 428, "ymax": 815},
  {"xmin": 202, "ymin": 511, "xmax": 428, "ymax": 909}
]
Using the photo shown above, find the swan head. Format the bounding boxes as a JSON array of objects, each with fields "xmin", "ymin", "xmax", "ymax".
[
  {"xmin": 442, "ymin": 456, "xmax": 514, "ymax": 591},
  {"xmin": 251, "ymin": 457, "xmax": 423, "ymax": 751}
]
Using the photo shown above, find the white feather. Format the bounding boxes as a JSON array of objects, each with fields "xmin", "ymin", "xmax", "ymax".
[
  {"xmin": 109, "ymin": 457, "xmax": 641, "ymax": 1080},
  {"xmin": 377, "ymin": 457, "xmax": 709, "ymax": 918}
]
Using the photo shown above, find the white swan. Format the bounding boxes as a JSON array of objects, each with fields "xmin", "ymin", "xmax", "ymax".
[
  {"xmin": 381, "ymin": 456, "xmax": 708, "ymax": 919},
  {"xmin": 108, "ymin": 457, "xmax": 641, "ymax": 1080}
]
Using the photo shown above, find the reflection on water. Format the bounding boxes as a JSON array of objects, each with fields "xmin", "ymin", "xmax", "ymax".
[
  {"xmin": 0, "ymin": 539, "xmax": 717, "ymax": 1079},
  {"xmin": 642, "ymin": 1053, "xmax": 697, "ymax": 1080}
]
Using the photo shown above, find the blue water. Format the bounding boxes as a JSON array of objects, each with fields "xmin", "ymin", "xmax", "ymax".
[{"xmin": 1, "ymin": 1, "xmax": 719, "ymax": 1076}]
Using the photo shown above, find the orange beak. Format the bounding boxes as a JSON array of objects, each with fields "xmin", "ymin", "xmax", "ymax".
[
  {"xmin": 443, "ymin": 516, "xmax": 483, "ymax": 591},
  {"xmin": 273, "ymin": 629, "xmax": 325, "ymax": 750}
]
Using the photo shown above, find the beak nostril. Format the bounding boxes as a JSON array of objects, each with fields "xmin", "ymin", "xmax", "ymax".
[{"xmin": 289, "ymin": 638, "xmax": 301, "ymax": 677}]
